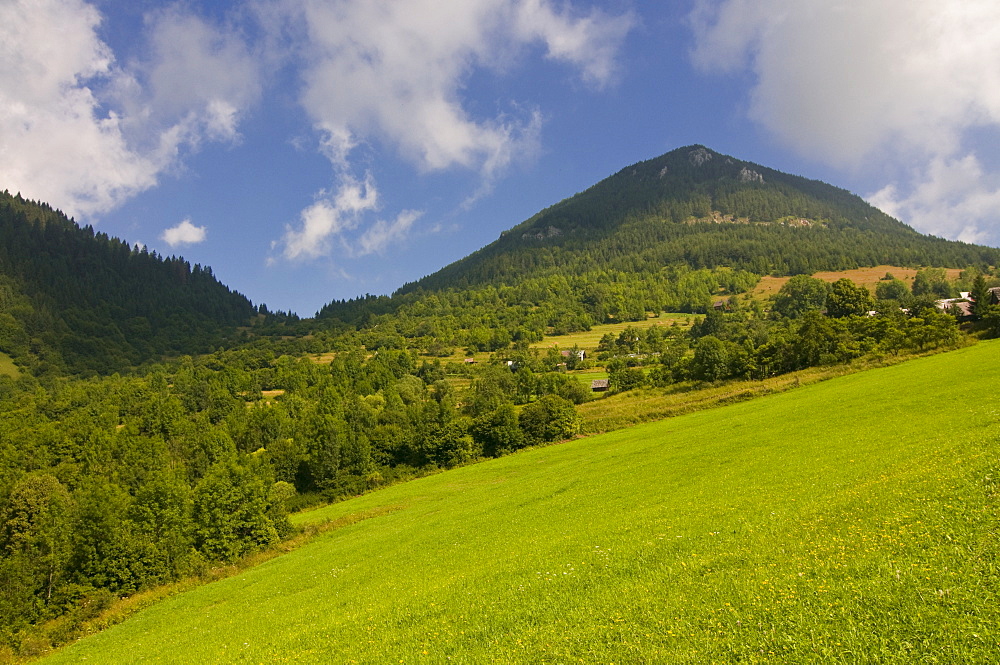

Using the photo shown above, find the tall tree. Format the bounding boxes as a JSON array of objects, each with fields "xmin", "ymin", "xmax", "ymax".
[
  {"xmin": 772, "ymin": 275, "xmax": 830, "ymax": 319},
  {"xmin": 969, "ymin": 273, "xmax": 992, "ymax": 319},
  {"xmin": 826, "ymin": 279, "xmax": 875, "ymax": 318}
]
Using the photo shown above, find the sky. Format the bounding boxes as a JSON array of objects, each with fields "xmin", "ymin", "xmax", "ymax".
[{"xmin": 2, "ymin": 0, "xmax": 999, "ymax": 317}]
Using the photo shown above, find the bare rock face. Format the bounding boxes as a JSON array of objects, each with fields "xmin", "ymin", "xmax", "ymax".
[
  {"xmin": 659, "ymin": 166, "xmax": 669, "ymax": 178},
  {"xmin": 522, "ymin": 225, "xmax": 563, "ymax": 241},
  {"xmin": 688, "ymin": 147, "xmax": 713, "ymax": 166},
  {"xmin": 738, "ymin": 167, "xmax": 764, "ymax": 184}
]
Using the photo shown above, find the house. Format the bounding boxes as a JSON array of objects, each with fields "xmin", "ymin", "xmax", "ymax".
[
  {"xmin": 989, "ymin": 286, "xmax": 1000, "ymax": 305},
  {"xmin": 591, "ymin": 379, "xmax": 609, "ymax": 392},
  {"xmin": 560, "ymin": 349, "xmax": 586, "ymax": 361},
  {"xmin": 935, "ymin": 297, "xmax": 974, "ymax": 319}
]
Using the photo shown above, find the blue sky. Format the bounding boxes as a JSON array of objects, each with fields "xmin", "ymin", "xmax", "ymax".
[{"xmin": 2, "ymin": 0, "xmax": 999, "ymax": 316}]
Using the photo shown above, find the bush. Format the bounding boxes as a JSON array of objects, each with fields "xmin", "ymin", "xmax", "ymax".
[{"xmin": 518, "ymin": 395, "xmax": 581, "ymax": 445}]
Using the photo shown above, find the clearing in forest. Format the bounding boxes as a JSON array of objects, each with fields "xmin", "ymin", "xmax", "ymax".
[{"xmin": 751, "ymin": 265, "xmax": 964, "ymax": 298}]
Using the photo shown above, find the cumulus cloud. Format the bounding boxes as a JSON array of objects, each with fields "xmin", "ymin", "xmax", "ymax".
[
  {"xmin": 513, "ymin": 0, "xmax": 633, "ymax": 86},
  {"xmin": 275, "ymin": 0, "xmax": 632, "ymax": 260},
  {"xmin": 162, "ymin": 219, "xmax": 207, "ymax": 246},
  {"xmin": 293, "ymin": 0, "xmax": 630, "ymax": 174},
  {"xmin": 0, "ymin": 0, "xmax": 259, "ymax": 219},
  {"xmin": 0, "ymin": 0, "xmax": 160, "ymax": 217},
  {"xmin": 282, "ymin": 174, "xmax": 380, "ymax": 260},
  {"xmin": 357, "ymin": 210, "xmax": 423, "ymax": 256},
  {"xmin": 132, "ymin": 7, "xmax": 261, "ymax": 145},
  {"xmin": 690, "ymin": 0, "xmax": 1000, "ymax": 165},
  {"xmin": 690, "ymin": 0, "xmax": 1000, "ymax": 242},
  {"xmin": 868, "ymin": 155, "xmax": 1000, "ymax": 244},
  {"xmin": 281, "ymin": 175, "xmax": 424, "ymax": 260}
]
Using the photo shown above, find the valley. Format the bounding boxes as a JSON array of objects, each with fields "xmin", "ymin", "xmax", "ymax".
[{"xmin": 1, "ymin": 146, "xmax": 999, "ymax": 662}]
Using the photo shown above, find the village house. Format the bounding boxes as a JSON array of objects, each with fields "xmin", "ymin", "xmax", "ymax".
[{"xmin": 935, "ymin": 292, "xmax": 973, "ymax": 320}]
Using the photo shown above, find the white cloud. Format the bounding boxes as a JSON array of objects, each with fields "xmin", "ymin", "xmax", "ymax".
[
  {"xmin": 0, "ymin": 0, "xmax": 160, "ymax": 217},
  {"xmin": 132, "ymin": 7, "xmax": 261, "ymax": 145},
  {"xmin": 513, "ymin": 0, "xmax": 633, "ymax": 86},
  {"xmin": 280, "ymin": 178, "xmax": 423, "ymax": 260},
  {"xmin": 868, "ymin": 155, "xmax": 1000, "ymax": 245},
  {"xmin": 292, "ymin": 0, "xmax": 630, "ymax": 175},
  {"xmin": 274, "ymin": 0, "xmax": 632, "ymax": 260},
  {"xmin": 281, "ymin": 174, "xmax": 380, "ymax": 260},
  {"xmin": 0, "ymin": 0, "xmax": 260, "ymax": 219},
  {"xmin": 357, "ymin": 210, "xmax": 423, "ymax": 256},
  {"xmin": 162, "ymin": 219, "xmax": 207, "ymax": 247},
  {"xmin": 690, "ymin": 0, "xmax": 1000, "ymax": 243},
  {"xmin": 690, "ymin": 0, "xmax": 1000, "ymax": 165}
]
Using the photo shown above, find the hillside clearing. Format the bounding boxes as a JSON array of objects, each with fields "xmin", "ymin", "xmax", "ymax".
[
  {"xmin": 751, "ymin": 265, "xmax": 965, "ymax": 298},
  {"xmin": 0, "ymin": 352, "xmax": 19, "ymax": 378},
  {"xmin": 39, "ymin": 340, "xmax": 1000, "ymax": 664},
  {"xmin": 530, "ymin": 312, "xmax": 694, "ymax": 352}
]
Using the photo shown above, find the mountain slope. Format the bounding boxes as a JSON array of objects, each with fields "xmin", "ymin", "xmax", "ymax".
[
  {"xmin": 314, "ymin": 146, "xmax": 998, "ymax": 343},
  {"xmin": 400, "ymin": 145, "xmax": 998, "ymax": 292},
  {"xmin": 41, "ymin": 340, "xmax": 1000, "ymax": 663},
  {"xmin": 0, "ymin": 191, "xmax": 258, "ymax": 375}
]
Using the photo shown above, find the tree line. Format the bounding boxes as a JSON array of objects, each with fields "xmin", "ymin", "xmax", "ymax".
[
  {"xmin": 0, "ymin": 342, "xmax": 585, "ymax": 650},
  {"xmin": 0, "ymin": 191, "xmax": 261, "ymax": 376}
]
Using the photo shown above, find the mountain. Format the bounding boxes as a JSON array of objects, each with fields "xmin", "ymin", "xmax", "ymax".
[
  {"xmin": 314, "ymin": 145, "xmax": 999, "ymax": 344},
  {"xmin": 0, "ymin": 191, "xmax": 258, "ymax": 375},
  {"xmin": 400, "ymin": 145, "xmax": 998, "ymax": 292}
]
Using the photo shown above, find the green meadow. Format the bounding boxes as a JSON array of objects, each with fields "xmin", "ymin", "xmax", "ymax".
[
  {"xmin": 531, "ymin": 312, "xmax": 694, "ymax": 353},
  {"xmin": 42, "ymin": 341, "xmax": 1000, "ymax": 663},
  {"xmin": 0, "ymin": 352, "xmax": 19, "ymax": 378}
]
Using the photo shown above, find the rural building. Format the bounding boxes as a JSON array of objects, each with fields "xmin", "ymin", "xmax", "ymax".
[
  {"xmin": 591, "ymin": 379, "xmax": 609, "ymax": 392},
  {"xmin": 561, "ymin": 349, "xmax": 586, "ymax": 361},
  {"xmin": 935, "ymin": 297, "xmax": 973, "ymax": 319}
]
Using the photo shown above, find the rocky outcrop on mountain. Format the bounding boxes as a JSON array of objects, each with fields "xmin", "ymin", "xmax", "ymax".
[{"xmin": 738, "ymin": 167, "xmax": 764, "ymax": 183}]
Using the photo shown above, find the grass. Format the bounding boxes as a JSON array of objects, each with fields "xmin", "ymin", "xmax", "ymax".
[
  {"xmin": 261, "ymin": 389, "xmax": 286, "ymax": 403},
  {"xmin": 531, "ymin": 312, "xmax": 694, "ymax": 352},
  {"xmin": 572, "ymin": 350, "xmax": 958, "ymax": 434},
  {"xmin": 568, "ymin": 368, "xmax": 609, "ymax": 388},
  {"xmin": 39, "ymin": 341, "xmax": 1000, "ymax": 663},
  {"xmin": 0, "ymin": 352, "xmax": 20, "ymax": 379},
  {"xmin": 752, "ymin": 265, "xmax": 965, "ymax": 298}
]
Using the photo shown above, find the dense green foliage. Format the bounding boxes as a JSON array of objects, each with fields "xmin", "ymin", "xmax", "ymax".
[
  {"xmin": 0, "ymin": 191, "xmax": 260, "ymax": 375},
  {"xmin": 3, "ymin": 266, "xmax": 990, "ymax": 654},
  {"xmin": 38, "ymin": 341, "xmax": 1000, "ymax": 664},
  {"xmin": 319, "ymin": 266, "xmax": 759, "ymax": 354}
]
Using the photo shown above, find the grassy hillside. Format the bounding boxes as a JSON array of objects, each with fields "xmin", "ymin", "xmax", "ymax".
[{"xmin": 42, "ymin": 342, "xmax": 1000, "ymax": 663}]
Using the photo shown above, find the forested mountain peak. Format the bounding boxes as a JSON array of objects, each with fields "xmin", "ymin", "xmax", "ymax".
[
  {"xmin": 497, "ymin": 143, "xmax": 909, "ymax": 243},
  {"xmin": 389, "ymin": 145, "xmax": 996, "ymax": 296}
]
